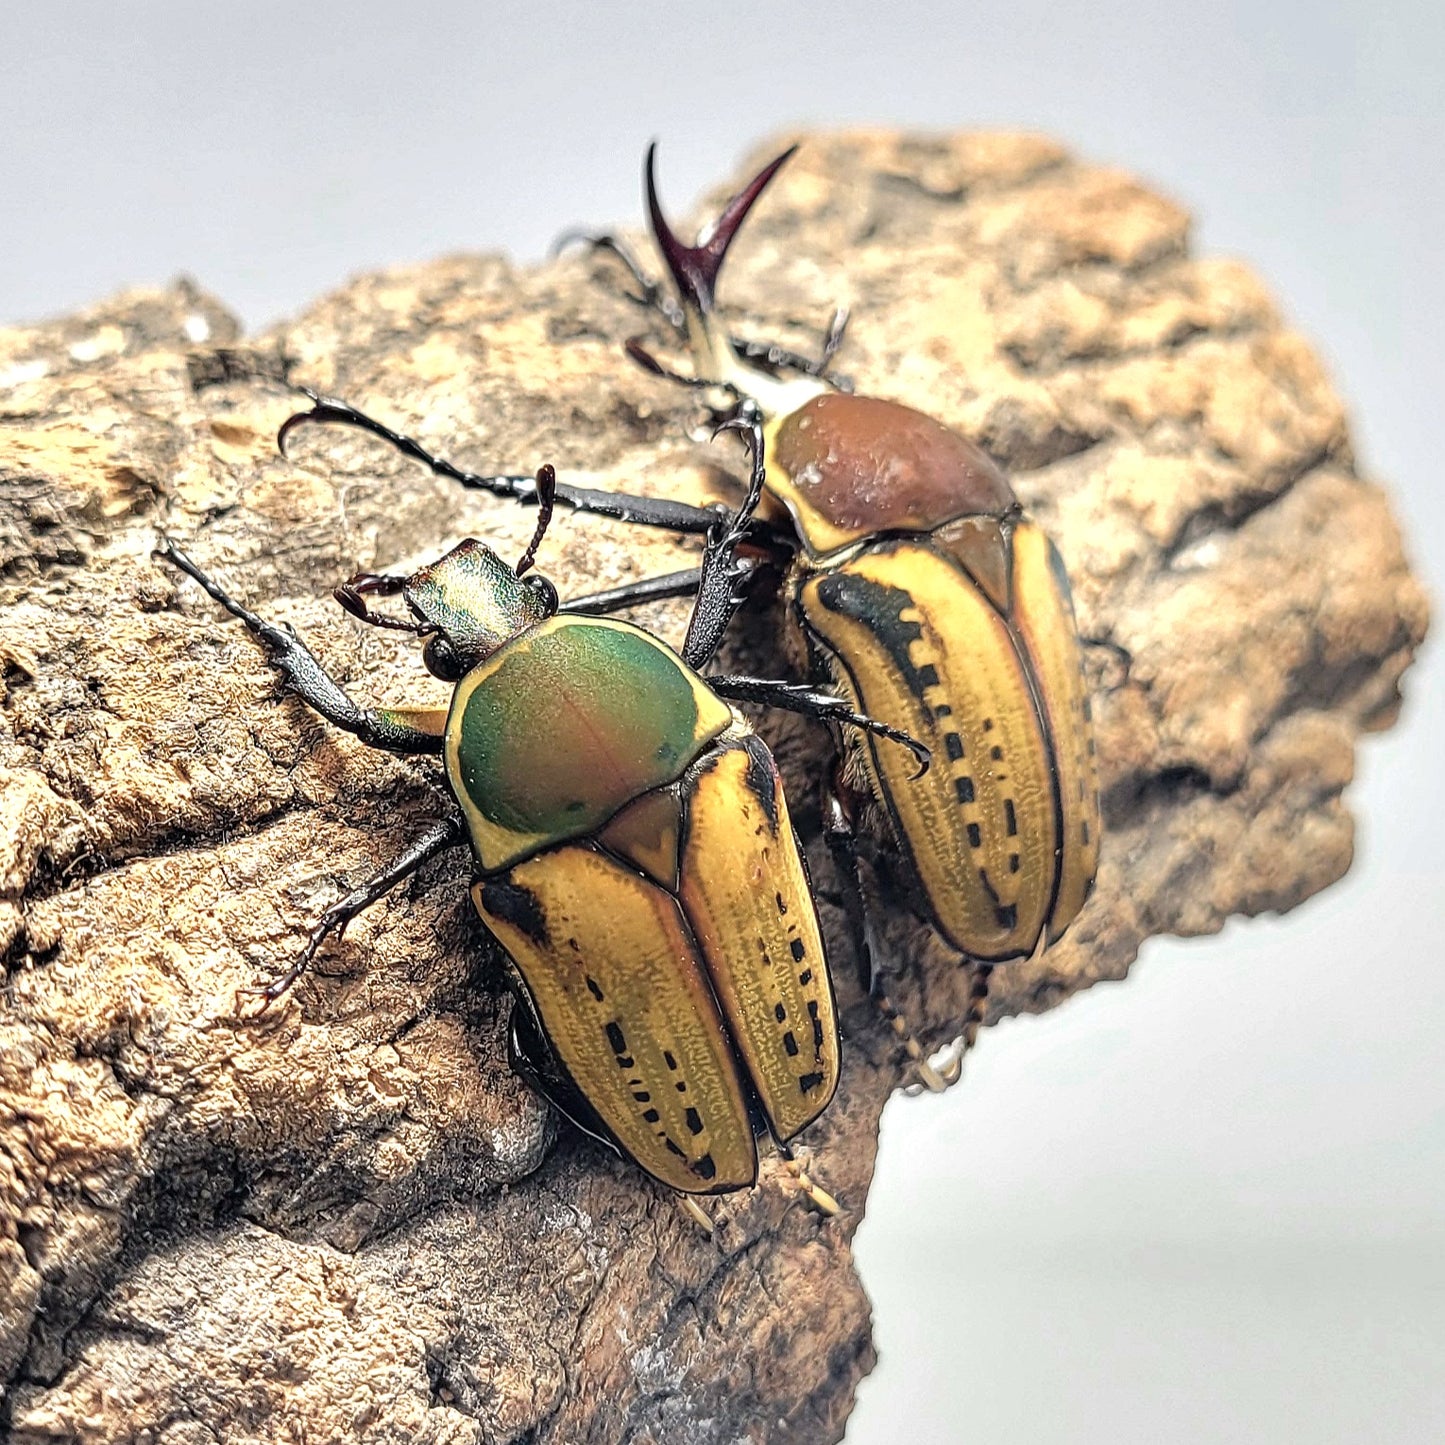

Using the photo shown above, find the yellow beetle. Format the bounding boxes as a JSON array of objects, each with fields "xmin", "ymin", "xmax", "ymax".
[
  {"xmin": 158, "ymin": 415, "xmax": 924, "ymax": 1212},
  {"xmin": 563, "ymin": 146, "xmax": 1103, "ymax": 1085}
]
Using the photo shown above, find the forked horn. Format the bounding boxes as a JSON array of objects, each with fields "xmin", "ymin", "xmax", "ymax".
[{"xmin": 645, "ymin": 142, "xmax": 797, "ymax": 315}]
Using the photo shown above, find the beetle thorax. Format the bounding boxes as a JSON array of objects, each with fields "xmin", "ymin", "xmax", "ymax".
[
  {"xmin": 767, "ymin": 393, "xmax": 1018, "ymax": 559},
  {"xmin": 443, "ymin": 616, "xmax": 733, "ymax": 872}
]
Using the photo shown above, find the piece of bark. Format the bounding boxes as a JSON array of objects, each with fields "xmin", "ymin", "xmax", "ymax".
[{"xmin": 0, "ymin": 131, "xmax": 1427, "ymax": 1443}]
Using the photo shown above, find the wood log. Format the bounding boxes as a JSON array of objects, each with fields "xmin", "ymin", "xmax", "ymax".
[{"xmin": 0, "ymin": 131, "xmax": 1427, "ymax": 1444}]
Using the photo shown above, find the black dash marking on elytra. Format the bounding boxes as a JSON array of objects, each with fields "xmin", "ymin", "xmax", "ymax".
[
  {"xmin": 1005, "ymin": 799, "xmax": 1018, "ymax": 836},
  {"xmin": 995, "ymin": 903, "xmax": 1018, "ymax": 930},
  {"xmin": 813, "ymin": 573, "xmax": 943, "ymax": 725},
  {"xmin": 789, "ymin": 938, "xmax": 806, "ymax": 962},
  {"xmin": 665, "ymin": 1138, "xmax": 687, "ymax": 1159},
  {"xmin": 664, "ymin": 1050, "xmax": 678, "ymax": 1070},
  {"xmin": 807, "ymin": 999, "xmax": 824, "ymax": 1051},
  {"xmin": 967, "ymin": 822, "xmax": 982, "ymax": 848},
  {"xmin": 991, "ymin": 744, "xmax": 1004, "ymax": 761},
  {"xmin": 632, "ymin": 1090, "xmax": 651, "ymax": 1103},
  {"xmin": 606, "ymin": 1021, "xmax": 627, "ymax": 1055},
  {"xmin": 740, "ymin": 735, "xmax": 780, "ymax": 829},
  {"xmin": 478, "ymin": 878, "xmax": 550, "ymax": 946},
  {"xmin": 693, "ymin": 1153, "xmax": 717, "ymax": 1180},
  {"xmin": 984, "ymin": 717, "xmax": 994, "ymax": 731},
  {"xmin": 1009, "ymin": 852, "xmax": 1021, "ymax": 873},
  {"xmin": 798, "ymin": 968, "xmax": 812, "ymax": 986},
  {"xmin": 774, "ymin": 1002, "xmax": 787, "ymax": 1023},
  {"xmin": 776, "ymin": 892, "xmax": 788, "ymax": 914},
  {"xmin": 675, "ymin": 1080, "xmax": 687, "ymax": 1092},
  {"xmin": 945, "ymin": 732, "xmax": 965, "ymax": 761},
  {"xmin": 978, "ymin": 868, "xmax": 1001, "ymax": 904},
  {"xmin": 684, "ymin": 1107, "xmax": 704, "ymax": 1135},
  {"xmin": 1081, "ymin": 820, "xmax": 1091, "ymax": 844},
  {"xmin": 585, "ymin": 976, "xmax": 604, "ymax": 1001},
  {"xmin": 799, "ymin": 1072, "xmax": 825, "ymax": 1093},
  {"xmin": 955, "ymin": 776, "xmax": 975, "ymax": 804},
  {"xmin": 642, "ymin": 1108, "xmax": 661, "ymax": 1124},
  {"xmin": 784, "ymin": 1031, "xmax": 799, "ymax": 1057}
]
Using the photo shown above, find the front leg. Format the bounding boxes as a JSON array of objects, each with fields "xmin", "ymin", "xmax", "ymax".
[
  {"xmin": 730, "ymin": 306, "xmax": 854, "ymax": 389},
  {"xmin": 278, "ymin": 391, "xmax": 738, "ymax": 539},
  {"xmin": 553, "ymin": 230, "xmax": 687, "ymax": 332},
  {"xmin": 156, "ymin": 538, "xmax": 445, "ymax": 756}
]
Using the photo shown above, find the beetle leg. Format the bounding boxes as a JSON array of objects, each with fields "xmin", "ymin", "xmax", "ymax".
[
  {"xmin": 728, "ymin": 306, "xmax": 854, "ymax": 391},
  {"xmin": 561, "ymin": 565, "xmax": 706, "ymax": 616},
  {"xmin": 706, "ymin": 675, "xmax": 931, "ymax": 777},
  {"xmin": 821, "ymin": 791, "xmax": 875, "ymax": 1001},
  {"xmin": 675, "ymin": 1193, "xmax": 716, "ymax": 1235},
  {"xmin": 911, "ymin": 963, "xmax": 995, "ymax": 1093},
  {"xmin": 241, "ymin": 813, "xmax": 466, "ymax": 1011},
  {"xmin": 563, "ymin": 551, "xmax": 776, "ymax": 618},
  {"xmin": 623, "ymin": 337, "xmax": 736, "ymax": 399},
  {"xmin": 822, "ymin": 790, "xmax": 953, "ymax": 1095},
  {"xmin": 818, "ymin": 305, "xmax": 851, "ymax": 370},
  {"xmin": 278, "ymin": 389, "xmax": 735, "ymax": 538},
  {"xmin": 678, "ymin": 411, "xmax": 775, "ymax": 670},
  {"xmin": 156, "ymin": 538, "xmax": 446, "ymax": 756},
  {"xmin": 773, "ymin": 1140, "xmax": 840, "ymax": 1217},
  {"xmin": 554, "ymin": 229, "xmax": 689, "ymax": 332}
]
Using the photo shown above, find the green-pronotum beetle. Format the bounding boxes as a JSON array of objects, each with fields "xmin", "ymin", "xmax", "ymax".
[
  {"xmin": 548, "ymin": 145, "xmax": 1104, "ymax": 1087},
  {"xmin": 157, "ymin": 414, "xmax": 925, "ymax": 1216}
]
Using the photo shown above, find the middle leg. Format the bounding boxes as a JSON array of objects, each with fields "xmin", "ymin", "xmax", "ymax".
[{"xmin": 247, "ymin": 813, "xmax": 468, "ymax": 1008}]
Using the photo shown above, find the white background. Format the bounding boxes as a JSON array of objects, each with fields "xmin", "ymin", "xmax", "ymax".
[{"xmin": 3, "ymin": 5, "xmax": 1440, "ymax": 1440}]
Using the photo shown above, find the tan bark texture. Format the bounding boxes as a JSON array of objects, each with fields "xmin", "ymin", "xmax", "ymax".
[{"xmin": 0, "ymin": 131, "xmax": 1428, "ymax": 1443}]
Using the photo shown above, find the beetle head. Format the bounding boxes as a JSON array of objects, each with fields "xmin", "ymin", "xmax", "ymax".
[
  {"xmin": 334, "ymin": 466, "xmax": 560, "ymax": 680},
  {"xmin": 644, "ymin": 144, "xmax": 829, "ymax": 421},
  {"xmin": 647, "ymin": 142, "xmax": 795, "ymax": 324}
]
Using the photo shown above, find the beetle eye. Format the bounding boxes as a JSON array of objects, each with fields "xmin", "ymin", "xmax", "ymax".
[
  {"xmin": 422, "ymin": 634, "xmax": 467, "ymax": 682},
  {"xmin": 525, "ymin": 574, "xmax": 559, "ymax": 614}
]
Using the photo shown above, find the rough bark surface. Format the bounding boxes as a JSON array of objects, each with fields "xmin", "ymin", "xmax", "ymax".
[{"xmin": 0, "ymin": 131, "xmax": 1428, "ymax": 1443}]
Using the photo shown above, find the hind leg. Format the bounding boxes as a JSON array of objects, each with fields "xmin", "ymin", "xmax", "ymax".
[{"xmin": 822, "ymin": 785, "xmax": 953, "ymax": 1094}]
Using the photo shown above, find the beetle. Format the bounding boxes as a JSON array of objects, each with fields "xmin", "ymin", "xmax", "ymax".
[
  {"xmin": 548, "ymin": 144, "xmax": 1104, "ymax": 1088},
  {"xmin": 155, "ymin": 412, "xmax": 926, "ymax": 1217}
]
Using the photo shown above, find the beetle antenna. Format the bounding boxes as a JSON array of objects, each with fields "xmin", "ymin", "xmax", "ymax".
[
  {"xmin": 646, "ymin": 142, "xmax": 797, "ymax": 317},
  {"xmin": 515, "ymin": 464, "xmax": 557, "ymax": 576}
]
